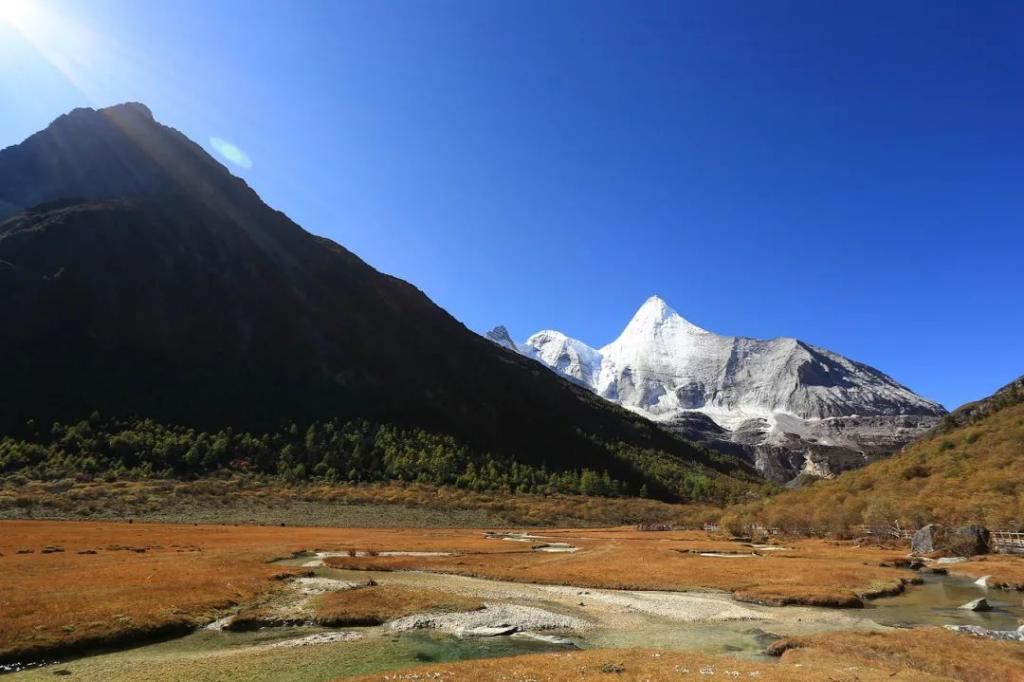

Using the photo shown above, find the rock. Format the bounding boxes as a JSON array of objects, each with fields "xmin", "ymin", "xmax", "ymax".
[
  {"xmin": 959, "ymin": 598, "xmax": 991, "ymax": 611},
  {"xmin": 912, "ymin": 524, "xmax": 942, "ymax": 554},
  {"xmin": 955, "ymin": 526, "xmax": 992, "ymax": 555},
  {"xmin": 945, "ymin": 625, "xmax": 1024, "ymax": 642},
  {"xmin": 922, "ymin": 567, "xmax": 948, "ymax": 575},
  {"xmin": 908, "ymin": 559, "xmax": 926, "ymax": 570},
  {"xmin": 936, "ymin": 557, "xmax": 968, "ymax": 565},
  {"xmin": 461, "ymin": 625, "xmax": 518, "ymax": 637},
  {"xmin": 913, "ymin": 524, "xmax": 991, "ymax": 556},
  {"xmin": 387, "ymin": 604, "xmax": 588, "ymax": 633},
  {"xmin": 512, "ymin": 632, "xmax": 577, "ymax": 647},
  {"xmin": 975, "ymin": 575, "xmax": 991, "ymax": 588},
  {"xmin": 267, "ymin": 632, "xmax": 362, "ymax": 648}
]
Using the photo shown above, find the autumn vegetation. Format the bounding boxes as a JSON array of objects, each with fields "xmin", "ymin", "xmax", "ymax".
[
  {"xmin": 0, "ymin": 477, "xmax": 727, "ymax": 528},
  {"xmin": 718, "ymin": 399, "xmax": 1024, "ymax": 535},
  {"xmin": 312, "ymin": 585, "xmax": 483, "ymax": 626},
  {"xmin": 0, "ymin": 522, "xmax": 921, "ymax": 663},
  {"xmin": 323, "ymin": 528, "xmax": 918, "ymax": 608}
]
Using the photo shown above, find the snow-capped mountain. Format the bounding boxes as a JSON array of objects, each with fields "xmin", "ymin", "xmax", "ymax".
[{"xmin": 487, "ymin": 296, "xmax": 946, "ymax": 482}]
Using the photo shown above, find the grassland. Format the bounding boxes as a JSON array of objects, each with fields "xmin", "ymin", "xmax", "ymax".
[
  {"xmin": 322, "ymin": 529, "xmax": 919, "ymax": 608},
  {"xmin": 3, "ymin": 520, "xmax": 1023, "ymax": 680},
  {"xmin": 0, "ymin": 521, "xmax": 917, "ymax": 664},
  {"xmin": 312, "ymin": 585, "xmax": 483, "ymax": 626},
  {"xmin": 0, "ymin": 477, "xmax": 719, "ymax": 528}
]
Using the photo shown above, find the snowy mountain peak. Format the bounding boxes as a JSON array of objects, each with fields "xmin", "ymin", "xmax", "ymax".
[
  {"xmin": 485, "ymin": 295, "xmax": 946, "ymax": 482},
  {"xmin": 607, "ymin": 295, "xmax": 711, "ymax": 351},
  {"xmin": 523, "ymin": 330, "xmax": 603, "ymax": 387}
]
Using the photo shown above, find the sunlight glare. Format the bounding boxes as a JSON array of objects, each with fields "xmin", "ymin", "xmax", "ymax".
[{"xmin": 0, "ymin": 0, "xmax": 37, "ymax": 29}]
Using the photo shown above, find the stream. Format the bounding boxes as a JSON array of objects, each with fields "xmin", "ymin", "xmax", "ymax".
[
  {"xmin": 9, "ymin": 565, "xmax": 1024, "ymax": 680},
  {"xmin": 865, "ymin": 572, "xmax": 1024, "ymax": 630}
]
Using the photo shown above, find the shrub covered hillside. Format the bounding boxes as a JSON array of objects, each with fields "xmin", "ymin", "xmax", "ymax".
[{"xmin": 721, "ymin": 376, "xmax": 1024, "ymax": 533}]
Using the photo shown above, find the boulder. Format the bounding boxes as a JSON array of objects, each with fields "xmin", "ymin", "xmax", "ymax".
[
  {"xmin": 912, "ymin": 524, "xmax": 942, "ymax": 554},
  {"xmin": 911, "ymin": 524, "xmax": 991, "ymax": 556},
  {"xmin": 954, "ymin": 526, "xmax": 992, "ymax": 555},
  {"xmin": 959, "ymin": 598, "xmax": 991, "ymax": 612}
]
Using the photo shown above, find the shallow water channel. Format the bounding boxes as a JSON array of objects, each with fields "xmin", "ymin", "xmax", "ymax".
[
  {"xmin": 10, "ymin": 562, "xmax": 1024, "ymax": 681},
  {"xmin": 865, "ymin": 573, "xmax": 1024, "ymax": 630}
]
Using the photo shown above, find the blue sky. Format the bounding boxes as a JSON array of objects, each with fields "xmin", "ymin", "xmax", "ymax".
[{"xmin": 1, "ymin": 1, "xmax": 1021, "ymax": 409}]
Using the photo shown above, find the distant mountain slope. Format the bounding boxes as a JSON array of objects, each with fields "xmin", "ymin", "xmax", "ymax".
[
  {"xmin": 0, "ymin": 103, "xmax": 758, "ymax": 501},
  {"xmin": 934, "ymin": 375, "xmax": 1024, "ymax": 434},
  {"xmin": 723, "ymin": 376, "xmax": 1024, "ymax": 531},
  {"xmin": 488, "ymin": 296, "xmax": 945, "ymax": 482}
]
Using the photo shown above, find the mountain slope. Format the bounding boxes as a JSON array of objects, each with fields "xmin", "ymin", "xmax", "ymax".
[
  {"xmin": 494, "ymin": 296, "xmax": 945, "ymax": 481},
  {"xmin": 725, "ymin": 375, "xmax": 1024, "ymax": 531},
  {"xmin": 0, "ymin": 103, "xmax": 758, "ymax": 501}
]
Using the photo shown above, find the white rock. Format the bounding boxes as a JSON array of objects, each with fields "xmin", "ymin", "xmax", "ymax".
[{"xmin": 959, "ymin": 598, "xmax": 991, "ymax": 611}]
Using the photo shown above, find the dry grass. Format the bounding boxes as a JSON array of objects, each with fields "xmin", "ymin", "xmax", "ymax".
[
  {"xmin": 342, "ymin": 628, "xmax": 1024, "ymax": 681},
  {"xmin": 0, "ymin": 477, "xmax": 720, "ymax": 528},
  {"xmin": 782, "ymin": 628, "xmax": 1024, "ymax": 682},
  {"xmin": 312, "ymin": 584, "xmax": 483, "ymax": 626},
  {"xmin": 4, "ymin": 520, "xmax": 1020, "ymax": 669},
  {"xmin": 323, "ymin": 529, "xmax": 916, "ymax": 607},
  {"xmin": 0, "ymin": 521, "xmax": 314, "ymax": 662},
  {"xmin": 952, "ymin": 553, "xmax": 1024, "ymax": 589},
  {"xmin": 0, "ymin": 521, "xmax": 510, "ymax": 662}
]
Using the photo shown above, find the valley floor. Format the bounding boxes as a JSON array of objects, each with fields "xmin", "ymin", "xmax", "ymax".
[{"xmin": 1, "ymin": 521, "xmax": 1023, "ymax": 681}]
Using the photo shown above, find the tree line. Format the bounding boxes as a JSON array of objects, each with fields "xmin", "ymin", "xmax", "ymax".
[{"xmin": 0, "ymin": 414, "xmax": 758, "ymax": 504}]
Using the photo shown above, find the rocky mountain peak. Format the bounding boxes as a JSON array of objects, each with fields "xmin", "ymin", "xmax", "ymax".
[
  {"xmin": 488, "ymin": 295, "xmax": 946, "ymax": 482},
  {"xmin": 484, "ymin": 325, "xmax": 519, "ymax": 352}
]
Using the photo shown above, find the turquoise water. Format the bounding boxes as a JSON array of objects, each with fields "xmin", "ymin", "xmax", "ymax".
[{"xmin": 865, "ymin": 573, "xmax": 1024, "ymax": 630}]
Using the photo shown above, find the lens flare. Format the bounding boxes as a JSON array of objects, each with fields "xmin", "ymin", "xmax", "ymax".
[{"xmin": 210, "ymin": 137, "xmax": 253, "ymax": 169}]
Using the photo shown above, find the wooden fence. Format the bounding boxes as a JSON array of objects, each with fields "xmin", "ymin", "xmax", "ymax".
[
  {"xmin": 992, "ymin": 531, "xmax": 1024, "ymax": 553},
  {"xmin": 861, "ymin": 526, "xmax": 1024, "ymax": 553}
]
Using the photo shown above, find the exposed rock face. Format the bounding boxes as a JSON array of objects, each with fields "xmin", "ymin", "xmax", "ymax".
[
  {"xmin": 490, "ymin": 296, "xmax": 946, "ymax": 482},
  {"xmin": 484, "ymin": 326, "xmax": 520, "ymax": 353}
]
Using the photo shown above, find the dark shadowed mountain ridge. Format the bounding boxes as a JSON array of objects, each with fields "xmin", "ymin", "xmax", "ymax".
[{"xmin": 0, "ymin": 103, "xmax": 757, "ymax": 499}]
